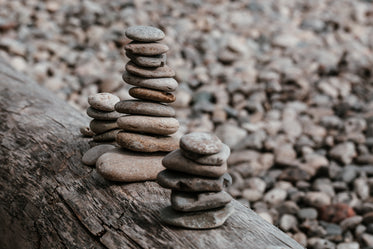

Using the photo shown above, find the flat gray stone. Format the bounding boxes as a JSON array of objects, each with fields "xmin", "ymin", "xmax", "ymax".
[
  {"xmin": 86, "ymin": 107, "xmax": 121, "ymax": 120},
  {"xmin": 160, "ymin": 202, "xmax": 234, "ymax": 229},
  {"xmin": 125, "ymin": 26, "xmax": 165, "ymax": 42},
  {"xmin": 126, "ymin": 61, "xmax": 175, "ymax": 78},
  {"xmin": 89, "ymin": 119, "xmax": 118, "ymax": 134},
  {"xmin": 181, "ymin": 143, "xmax": 230, "ymax": 166},
  {"xmin": 115, "ymin": 100, "xmax": 175, "ymax": 117},
  {"xmin": 125, "ymin": 42, "xmax": 169, "ymax": 56},
  {"xmin": 82, "ymin": 144, "xmax": 116, "ymax": 166},
  {"xmin": 88, "ymin": 93, "xmax": 120, "ymax": 112},
  {"xmin": 122, "ymin": 72, "xmax": 178, "ymax": 92},
  {"xmin": 127, "ymin": 52, "xmax": 166, "ymax": 68},
  {"xmin": 116, "ymin": 131, "xmax": 179, "ymax": 152},
  {"xmin": 180, "ymin": 132, "xmax": 223, "ymax": 155},
  {"xmin": 117, "ymin": 115, "xmax": 179, "ymax": 135},
  {"xmin": 96, "ymin": 148, "xmax": 166, "ymax": 182},
  {"xmin": 157, "ymin": 170, "xmax": 232, "ymax": 192},
  {"xmin": 171, "ymin": 191, "xmax": 233, "ymax": 212},
  {"xmin": 93, "ymin": 129, "xmax": 120, "ymax": 142},
  {"xmin": 162, "ymin": 149, "xmax": 227, "ymax": 178}
]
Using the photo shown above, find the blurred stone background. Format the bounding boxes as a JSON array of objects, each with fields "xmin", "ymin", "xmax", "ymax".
[{"xmin": 1, "ymin": 0, "xmax": 373, "ymax": 248}]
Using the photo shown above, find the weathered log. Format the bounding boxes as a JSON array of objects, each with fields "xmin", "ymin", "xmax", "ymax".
[{"xmin": 0, "ymin": 58, "xmax": 304, "ymax": 249}]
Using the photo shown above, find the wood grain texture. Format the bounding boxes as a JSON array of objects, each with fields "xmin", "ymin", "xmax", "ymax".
[{"xmin": 0, "ymin": 58, "xmax": 304, "ymax": 249}]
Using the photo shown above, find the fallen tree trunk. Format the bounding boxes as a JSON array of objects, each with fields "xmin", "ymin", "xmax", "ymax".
[{"xmin": 0, "ymin": 57, "xmax": 303, "ymax": 249}]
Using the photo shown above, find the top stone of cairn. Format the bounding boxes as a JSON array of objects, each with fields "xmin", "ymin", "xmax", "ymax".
[{"xmin": 125, "ymin": 26, "xmax": 165, "ymax": 42}]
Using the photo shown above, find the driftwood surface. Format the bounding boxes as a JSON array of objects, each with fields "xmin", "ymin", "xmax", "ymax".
[{"xmin": 0, "ymin": 57, "xmax": 304, "ymax": 249}]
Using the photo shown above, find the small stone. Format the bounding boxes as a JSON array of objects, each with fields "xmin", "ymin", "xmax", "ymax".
[
  {"xmin": 304, "ymin": 192, "xmax": 331, "ymax": 208},
  {"xmin": 89, "ymin": 120, "xmax": 118, "ymax": 134},
  {"xmin": 298, "ymin": 208, "xmax": 318, "ymax": 220},
  {"xmin": 171, "ymin": 191, "xmax": 232, "ymax": 212},
  {"xmin": 86, "ymin": 107, "xmax": 121, "ymax": 120},
  {"xmin": 307, "ymin": 238, "xmax": 335, "ymax": 249},
  {"xmin": 336, "ymin": 242, "xmax": 359, "ymax": 249},
  {"xmin": 93, "ymin": 129, "xmax": 120, "ymax": 142},
  {"xmin": 160, "ymin": 203, "xmax": 234, "ymax": 229},
  {"xmin": 242, "ymin": 189, "xmax": 262, "ymax": 202},
  {"xmin": 157, "ymin": 170, "xmax": 232, "ymax": 192},
  {"xmin": 340, "ymin": 216, "xmax": 363, "ymax": 231},
  {"xmin": 116, "ymin": 131, "xmax": 179, "ymax": 152},
  {"xmin": 329, "ymin": 142, "xmax": 356, "ymax": 165},
  {"xmin": 215, "ymin": 123, "xmax": 247, "ymax": 148},
  {"xmin": 162, "ymin": 149, "xmax": 227, "ymax": 178},
  {"xmin": 180, "ymin": 132, "xmax": 223, "ymax": 155},
  {"xmin": 129, "ymin": 87, "xmax": 176, "ymax": 103},
  {"xmin": 80, "ymin": 126, "xmax": 95, "ymax": 137},
  {"xmin": 126, "ymin": 62, "xmax": 175, "ymax": 78},
  {"xmin": 88, "ymin": 93, "xmax": 120, "ymax": 112},
  {"xmin": 263, "ymin": 188, "xmax": 287, "ymax": 206},
  {"xmin": 96, "ymin": 148, "xmax": 165, "ymax": 182},
  {"xmin": 122, "ymin": 72, "xmax": 178, "ymax": 92},
  {"xmin": 117, "ymin": 115, "xmax": 179, "ymax": 135},
  {"xmin": 125, "ymin": 42, "xmax": 169, "ymax": 56},
  {"xmin": 319, "ymin": 203, "xmax": 356, "ymax": 223},
  {"xmin": 82, "ymin": 144, "xmax": 116, "ymax": 166},
  {"xmin": 127, "ymin": 52, "xmax": 166, "ymax": 68},
  {"xmin": 125, "ymin": 26, "xmax": 165, "ymax": 42},
  {"xmin": 274, "ymin": 143, "xmax": 297, "ymax": 166},
  {"xmin": 362, "ymin": 233, "xmax": 373, "ymax": 247},
  {"xmin": 363, "ymin": 212, "xmax": 373, "ymax": 224},
  {"xmin": 181, "ymin": 143, "xmax": 230, "ymax": 166},
  {"xmin": 115, "ymin": 100, "xmax": 175, "ymax": 117},
  {"xmin": 354, "ymin": 178, "xmax": 370, "ymax": 200},
  {"xmin": 279, "ymin": 214, "xmax": 298, "ymax": 232}
]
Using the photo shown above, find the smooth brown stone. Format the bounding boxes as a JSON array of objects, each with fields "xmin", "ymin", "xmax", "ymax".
[
  {"xmin": 126, "ymin": 52, "xmax": 166, "ymax": 68},
  {"xmin": 117, "ymin": 115, "xmax": 179, "ymax": 135},
  {"xmin": 180, "ymin": 132, "xmax": 223, "ymax": 155},
  {"xmin": 80, "ymin": 126, "xmax": 95, "ymax": 137},
  {"xmin": 116, "ymin": 131, "xmax": 179, "ymax": 152},
  {"xmin": 157, "ymin": 170, "xmax": 232, "ymax": 192},
  {"xmin": 115, "ymin": 100, "xmax": 175, "ymax": 117},
  {"xmin": 93, "ymin": 129, "xmax": 120, "ymax": 142},
  {"xmin": 181, "ymin": 143, "xmax": 230, "ymax": 166},
  {"xmin": 88, "ymin": 93, "xmax": 120, "ymax": 112},
  {"xmin": 82, "ymin": 144, "xmax": 116, "ymax": 166},
  {"xmin": 125, "ymin": 42, "xmax": 169, "ymax": 56},
  {"xmin": 160, "ymin": 203, "xmax": 234, "ymax": 229},
  {"xmin": 89, "ymin": 119, "xmax": 118, "ymax": 134},
  {"xmin": 129, "ymin": 87, "xmax": 176, "ymax": 103},
  {"xmin": 162, "ymin": 149, "xmax": 228, "ymax": 177},
  {"xmin": 122, "ymin": 72, "xmax": 178, "ymax": 92},
  {"xmin": 86, "ymin": 107, "xmax": 121, "ymax": 120},
  {"xmin": 96, "ymin": 148, "xmax": 166, "ymax": 182},
  {"xmin": 125, "ymin": 26, "xmax": 165, "ymax": 42},
  {"xmin": 171, "ymin": 191, "xmax": 233, "ymax": 212},
  {"xmin": 126, "ymin": 61, "xmax": 175, "ymax": 78}
]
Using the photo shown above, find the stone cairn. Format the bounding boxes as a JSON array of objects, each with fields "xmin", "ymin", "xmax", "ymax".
[
  {"xmin": 157, "ymin": 132, "xmax": 234, "ymax": 229},
  {"xmin": 81, "ymin": 92, "xmax": 120, "ymax": 166},
  {"xmin": 96, "ymin": 26, "xmax": 180, "ymax": 182}
]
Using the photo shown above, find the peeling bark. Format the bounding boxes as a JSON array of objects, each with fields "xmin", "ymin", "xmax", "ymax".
[{"xmin": 0, "ymin": 58, "xmax": 303, "ymax": 249}]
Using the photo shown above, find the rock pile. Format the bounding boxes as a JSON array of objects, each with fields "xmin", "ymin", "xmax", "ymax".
[
  {"xmin": 96, "ymin": 26, "xmax": 180, "ymax": 182},
  {"xmin": 158, "ymin": 132, "xmax": 233, "ymax": 229}
]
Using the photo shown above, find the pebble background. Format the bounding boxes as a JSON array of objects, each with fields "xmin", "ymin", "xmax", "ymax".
[{"xmin": 1, "ymin": 0, "xmax": 373, "ymax": 248}]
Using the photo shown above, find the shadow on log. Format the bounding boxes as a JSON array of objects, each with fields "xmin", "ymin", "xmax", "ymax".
[{"xmin": 0, "ymin": 57, "xmax": 304, "ymax": 249}]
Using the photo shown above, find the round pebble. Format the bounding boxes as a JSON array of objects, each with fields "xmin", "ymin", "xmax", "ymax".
[
  {"xmin": 86, "ymin": 107, "xmax": 121, "ymax": 120},
  {"xmin": 122, "ymin": 72, "xmax": 178, "ymax": 92},
  {"xmin": 125, "ymin": 42, "xmax": 169, "ymax": 56},
  {"xmin": 126, "ymin": 61, "xmax": 175, "ymax": 78},
  {"xmin": 126, "ymin": 52, "xmax": 166, "ymax": 68},
  {"xmin": 117, "ymin": 115, "xmax": 179, "ymax": 135},
  {"xmin": 89, "ymin": 119, "xmax": 118, "ymax": 134},
  {"xmin": 180, "ymin": 132, "xmax": 223, "ymax": 155},
  {"xmin": 80, "ymin": 126, "xmax": 95, "ymax": 137},
  {"xmin": 115, "ymin": 100, "xmax": 175, "ymax": 117},
  {"xmin": 181, "ymin": 143, "xmax": 230, "ymax": 166},
  {"xmin": 125, "ymin": 26, "xmax": 165, "ymax": 42},
  {"xmin": 93, "ymin": 129, "xmax": 120, "ymax": 142},
  {"xmin": 82, "ymin": 144, "xmax": 116, "ymax": 166},
  {"xmin": 129, "ymin": 87, "xmax": 176, "ymax": 103},
  {"xmin": 88, "ymin": 93, "xmax": 120, "ymax": 112},
  {"xmin": 171, "ymin": 191, "xmax": 232, "ymax": 212}
]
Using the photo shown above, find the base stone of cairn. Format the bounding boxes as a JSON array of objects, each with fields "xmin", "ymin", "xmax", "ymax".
[
  {"xmin": 82, "ymin": 93, "xmax": 121, "ymax": 166},
  {"xmin": 96, "ymin": 26, "xmax": 180, "ymax": 182},
  {"xmin": 157, "ymin": 132, "xmax": 234, "ymax": 229}
]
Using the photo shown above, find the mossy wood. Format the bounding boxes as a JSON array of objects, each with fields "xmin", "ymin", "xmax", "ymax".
[{"xmin": 0, "ymin": 58, "xmax": 304, "ymax": 249}]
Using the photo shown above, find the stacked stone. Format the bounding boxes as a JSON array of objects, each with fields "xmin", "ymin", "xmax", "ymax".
[
  {"xmin": 96, "ymin": 26, "xmax": 179, "ymax": 182},
  {"xmin": 86, "ymin": 93, "xmax": 121, "ymax": 144},
  {"xmin": 157, "ymin": 132, "xmax": 234, "ymax": 229}
]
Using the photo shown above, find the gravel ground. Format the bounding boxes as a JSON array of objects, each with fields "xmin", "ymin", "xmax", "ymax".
[{"xmin": 1, "ymin": 0, "xmax": 373, "ymax": 248}]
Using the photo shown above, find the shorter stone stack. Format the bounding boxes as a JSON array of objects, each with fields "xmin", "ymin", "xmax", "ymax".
[
  {"xmin": 87, "ymin": 93, "xmax": 121, "ymax": 143},
  {"xmin": 157, "ymin": 132, "xmax": 234, "ymax": 229}
]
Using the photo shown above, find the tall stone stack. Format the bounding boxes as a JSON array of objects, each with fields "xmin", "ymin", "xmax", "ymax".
[
  {"xmin": 157, "ymin": 132, "xmax": 234, "ymax": 229},
  {"xmin": 96, "ymin": 26, "xmax": 180, "ymax": 182}
]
